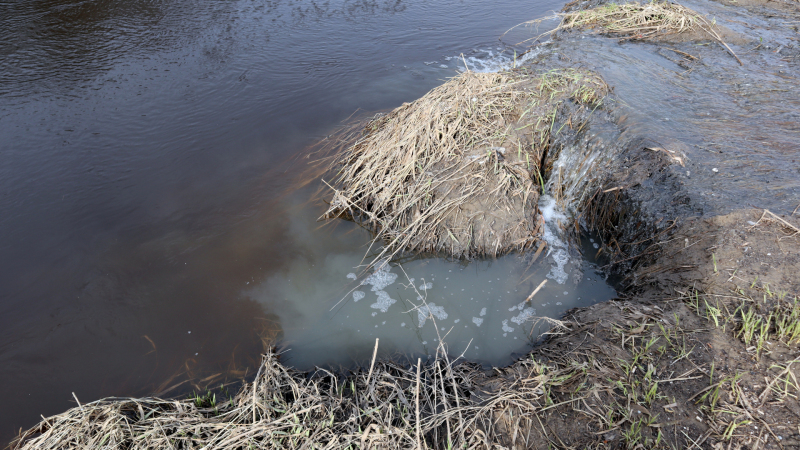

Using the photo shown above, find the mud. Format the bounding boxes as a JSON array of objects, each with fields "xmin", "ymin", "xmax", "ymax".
[{"xmin": 480, "ymin": 0, "xmax": 800, "ymax": 445}]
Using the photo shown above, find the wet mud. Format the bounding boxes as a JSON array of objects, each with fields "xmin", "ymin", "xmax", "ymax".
[{"xmin": 480, "ymin": 0, "xmax": 800, "ymax": 446}]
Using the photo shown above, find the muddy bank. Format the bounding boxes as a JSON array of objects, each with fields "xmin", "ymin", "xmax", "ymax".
[{"xmin": 12, "ymin": 0, "xmax": 800, "ymax": 448}]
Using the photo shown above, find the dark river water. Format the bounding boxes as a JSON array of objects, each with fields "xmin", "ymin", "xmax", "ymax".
[{"xmin": 0, "ymin": 0, "xmax": 619, "ymax": 443}]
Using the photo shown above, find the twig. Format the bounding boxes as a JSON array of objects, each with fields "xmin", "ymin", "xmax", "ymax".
[
  {"xmin": 416, "ymin": 358, "xmax": 422, "ymax": 450},
  {"xmin": 365, "ymin": 338, "xmax": 380, "ymax": 388},
  {"xmin": 525, "ymin": 279, "xmax": 548, "ymax": 303}
]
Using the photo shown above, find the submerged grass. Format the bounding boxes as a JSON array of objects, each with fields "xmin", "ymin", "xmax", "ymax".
[{"xmin": 321, "ymin": 69, "xmax": 607, "ymax": 262}]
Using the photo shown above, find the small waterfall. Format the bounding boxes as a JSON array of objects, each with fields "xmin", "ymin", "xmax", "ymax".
[{"xmin": 537, "ymin": 118, "xmax": 623, "ymax": 284}]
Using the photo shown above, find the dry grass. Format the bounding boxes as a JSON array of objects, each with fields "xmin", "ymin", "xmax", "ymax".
[
  {"xmin": 559, "ymin": 2, "xmax": 703, "ymax": 39},
  {"xmin": 517, "ymin": 1, "xmax": 742, "ymax": 64},
  {"xmin": 321, "ymin": 69, "xmax": 607, "ymax": 262},
  {"xmin": 10, "ymin": 343, "xmax": 578, "ymax": 450},
  {"xmin": 14, "ymin": 297, "xmax": 796, "ymax": 449}
]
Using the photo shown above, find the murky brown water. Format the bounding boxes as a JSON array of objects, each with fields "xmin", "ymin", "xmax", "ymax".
[{"xmin": 1, "ymin": 0, "xmax": 594, "ymax": 443}]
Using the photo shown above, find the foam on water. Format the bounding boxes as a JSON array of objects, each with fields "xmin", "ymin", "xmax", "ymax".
[
  {"xmin": 511, "ymin": 305, "xmax": 537, "ymax": 325},
  {"xmin": 417, "ymin": 303, "xmax": 448, "ymax": 328},
  {"xmin": 362, "ymin": 262, "xmax": 399, "ymax": 292},
  {"xmin": 457, "ymin": 46, "xmax": 547, "ymax": 73},
  {"xmin": 246, "ymin": 191, "xmax": 616, "ymax": 369},
  {"xmin": 371, "ymin": 290, "xmax": 396, "ymax": 313}
]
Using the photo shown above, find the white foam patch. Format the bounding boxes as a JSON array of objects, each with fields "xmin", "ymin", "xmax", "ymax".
[
  {"xmin": 352, "ymin": 291, "xmax": 365, "ymax": 302},
  {"xmin": 346, "ymin": 273, "xmax": 357, "ymax": 280},
  {"xmin": 457, "ymin": 46, "xmax": 545, "ymax": 73},
  {"xmin": 548, "ymin": 249, "xmax": 570, "ymax": 284},
  {"xmin": 502, "ymin": 319, "xmax": 515, "ymax": 333},
  {"xmin": 362, "ymin": 264, "xmax": 398, "ymax": 292},
  {"xmin": 371, "ymin": 290, "xmax": 396, "ymax": 313},
  {"xmin": 511, "ymin": 307, "xmax": 537, "ymax": 325},
  {"xmin": 479, "ymin": 307, "xmax": 487, "ymax": 317},
  {"xmin": 417, "ymin": 303, "xmax": 448, "ymax": 328},
  {"xmin": 472, "ymin": 317, "xmax": 484, "ymax": 327},
  {"xmin": 419, "ymin": 282, "xmax": 433, "ymax": 291}
]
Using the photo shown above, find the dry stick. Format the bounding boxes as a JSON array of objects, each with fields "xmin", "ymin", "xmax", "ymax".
[
  {"xmin": 758, "ymin": 359, "xmax": 798, "ymax": 406},
  {"xmin": 699, "ymin": 20, "xmax": 743, "ymax": 66},
  {"xmin": 71, "ymin": 393, "xmax": 84, "ymax": 414},
  {"xmin": 415, "ymin": 358, "xmax": 422, "ymax": 450},
  {"xmin": 365, "ymin": 338, "xmax": 380, "ymax": 388},
  {"xmin": 525, "ymin": 279, "xmax": 548, "ymax": 303},
  {"xmin": 436, "ymin": 361, "xmax": 453, "ymax": 447},
  {"xmin": 758, "ymin": 209, "xmax": 800, "ymax": 235},
  {"xmin": 252, "ymin": 360, "xmax": 265, "ymax": 423}
]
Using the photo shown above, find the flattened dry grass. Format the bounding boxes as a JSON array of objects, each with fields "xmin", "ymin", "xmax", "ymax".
[
  {"xmin": 518, "ymin": 1, "xmax": 742, "ymax": 64},
  {"xmin": 10, "ymin": 343, "xmax": 577, "ymax": 450},
  {"xmin": 559, "ymin": 2, "xmax": 703, "ymax": 39},
  {"xmin": 322, "ymin": 69, "xmax": 607, "ymax": 261}
]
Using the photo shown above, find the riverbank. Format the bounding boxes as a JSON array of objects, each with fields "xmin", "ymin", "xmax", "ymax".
[{"xmin": 12, "ymin": 0, "xmax": 800, "ymax": 447}]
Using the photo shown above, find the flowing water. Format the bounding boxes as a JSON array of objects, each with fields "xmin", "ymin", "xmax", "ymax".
[{"xmin": 6, "ymin": 0, "xmax": 798, "ymax": 444}]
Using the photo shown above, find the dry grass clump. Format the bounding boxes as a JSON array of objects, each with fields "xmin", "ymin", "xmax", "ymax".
[
  {"xmin": 11, "ymin": 344, "xmax": 575, "ymax": 450},
  {"xmin": 322, "ymin": 69, "xmax": 607, "ymax": 261},
  {"xmin": 518, "ymin": 1, "xmax": 742, "ymax": 64},
  {"xmin": 559, "ymin": 2, "xmax": 703, "ymax": 39}
]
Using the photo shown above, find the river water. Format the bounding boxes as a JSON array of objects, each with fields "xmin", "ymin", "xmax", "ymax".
[{"xmin": 0, "ymin": 0, "xmax": 615, "ymax": 442}]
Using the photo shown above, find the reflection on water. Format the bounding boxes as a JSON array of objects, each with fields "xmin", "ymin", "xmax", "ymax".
[{"xmin": 247, "ymin": 190, "xmax": 615, "ymax": 370}]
